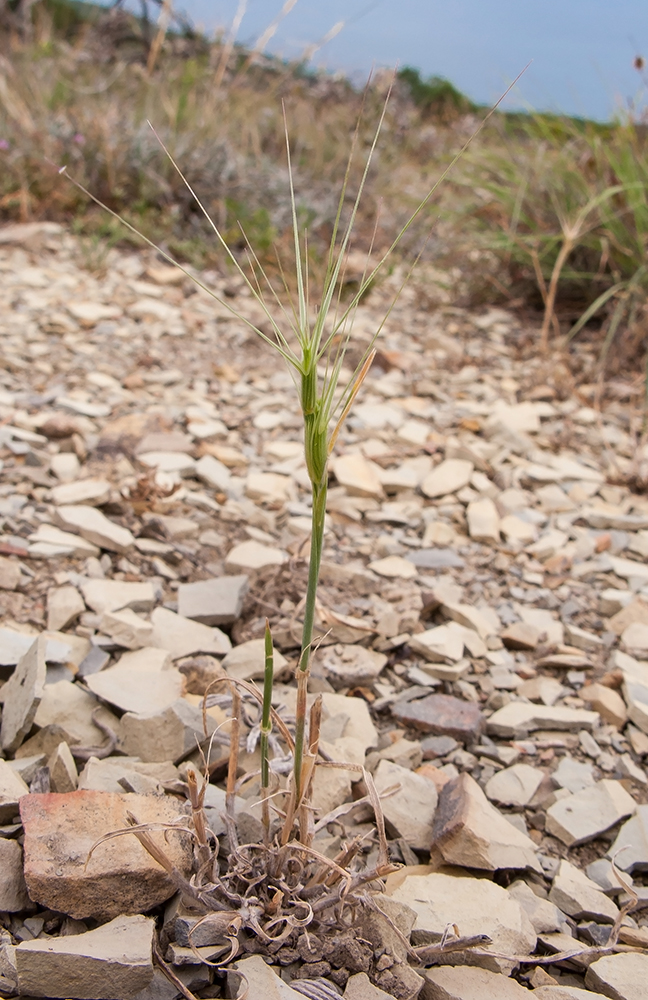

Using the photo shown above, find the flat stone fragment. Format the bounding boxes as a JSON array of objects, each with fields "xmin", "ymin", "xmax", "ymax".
[
  {"xmin": 28, "ymin": 523, "xmax": 101, "ymax": 558},
  {"xmin": 466, "ymin": 497, "xmax": 500, "ymax": 543},
  {"xmin": 50, "ymin": 478, "xmax": 111, "ymax": 506},
  {"xmin": 80, "ymin": 578, "xmax": 156, "ymax": 615},
  {"xmin": 222, "ymin": 637, "xmax": 288, "ymax": 681},
  {"xmin": 149, "ymin": 606, "xmax": 231, "ymax": 658},
  {"xmin": 607, "ymin": 805, "xmax": 648, "ymax": 872},
  {"xmin": 431, "ymin": 772, "xmax": 540, "ymax": 871},
  {"xmin": 485, "ymin": 763, "xmax": 544, "ymax": 807},
  {"xmin": 409, "ymin": 624, "xmax": 465, "ymax": 663},
  {"xmin": 225, "ymin": 540, "xmax": 287, "ymax": 572},
  {"xmin": 0, "ymin": 839, "xmax": 29, "ymax": 911},
  {"xmin": 553, "ymin": 756, "xmax": 595, "ymax": 794},
  {"xmin": 15, "ymin": 914, "xmax": 155, "ymax": 1000},
  {"xmin": 500, "ymin": 621, "xmax": 541, "ymax": 650},
  {"xmin": 333, "ymin": 454, "xmax": 384, "ymax": 499},
  {"xmin": 0, "ymin": 556, "xmax": 20, "ymax": 590},
  {"xmin": 229, "ymin": 954, "xmax": 304, "ymax": 998},
  {"xmin": 34, "ymin": 680, "xmax": 118, "ymax": 746},
  {"xmin": 487, "ymin": 702, "xmax": 599, "ymax": 738},
  {"xmin": 245, "ymin": 471, "xmax": 295, "ymax": 504},
  {"xmin": 100, "ymin": 608, "xmax": 153, "ymax": 650},
  {"xmin": 177, "ymin": 575, "xmax": 249, "ymax": 626},
  {"xmin": 54, "ymin": 504, "xmax": 135, "ymax": 553},
  {"xmin": 407, "ymin": 547, "xmax": 465, "ymax": 570},
  {"xmin": 581, "ymin": 682, "xmax": 628, "ymax": 728},
  {"xmin": 389, "ymin": 870, "xmax": 536, "ymax": 958},
  {"xmin": 533, "ymin": 989, "xmax": 610, "ymax": 1000},
  {"xmin": 118, "ymin": 699, "xmax": 216, "ymax": 763},
  {"xmin": 368, "ymin": 555, "xmax": 418, "ymax": 579},
  {"xmin": 546, "ymin": 779, "xmax": 636, "ymax": 846},
  {"xmin": 549, "ymin": 859, "xmax": 619, "ymax": 923},
  {"xmin": 47, "ymin": 585, "xmax": 85, "ymax": 631},
  {"xmin": 85, "ymin": 648, "xmax": 184, "ymax": 714},
  {"xmin": 622, "ymin": 622, "xmax": 648, "ymax": 654},
  {"xmin": 48, "ymin": 741, "xmax": 79, "ymax": 793},
  {"xmin": 373, "ymin": 759, "xmax": 438, "ymax": 850},
  {"xmin": 0, "ymin": 759, "xmax": 29, "ymax": 822},
  {"xmin": 507, "ymin": 880, "xmax": 564, "ymax": 933},
  {"xmin": 585, "ymin": 952, "xmax": 648, "ymax": 1000},
  {"xmin": 391, "ymin": 693, "xmax": 484, "ymax": 742},
  {"xmin": 322, "ymin": 643, "xmax": 387, "ymax": 689},
  {"xmin": 78, "ymin": 758, "xmax": 178, "ymax": 794},
  {"xmin": 422, "ymin": 965, "xmax": 530, "ymax": 999},
  {"xmin": 0, "ymin": 635, "xmax": 47, "ymax": 752},
  {"xmin": 20, "ymin": 791, "xmax": 193, "ymax": 920},
  {"xmin": 421, "ymin": 459, "xmax": 473, "ymax": 498},
  {"xmin": 344, "ymin": 972, "xmax": 394, "ymax": 999}
]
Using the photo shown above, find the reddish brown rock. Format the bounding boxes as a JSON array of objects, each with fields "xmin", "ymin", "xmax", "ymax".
[
  {"xmin": 20, "ymin": 791, "xmax": 193, "ymax": 920},
  {"xmin": 391, "ymin": 693, "xmax": 484, "ymax": 742}
]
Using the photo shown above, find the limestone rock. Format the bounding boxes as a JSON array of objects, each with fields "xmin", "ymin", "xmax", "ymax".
[
  {"xmin": 100, "ymin": 608, "xmax": 153, "ymax": 650},
  {"xmin": 369, "ymin": 555, "xmax": 419, "ymax": 579},
  {"xmin": 0, "ymin": 760, "xmax": 29, "ymax": 822},
  {"xmin": 487, "ymin": 702, "xmax": 598, "ymax": 738},
  {"xmin": 48, "ymin": 741, "xmax": 79, "ymax": 793},
  {"xmin": 409, "ymin": 624, "xmax": 465, "ymax": 663},
  {"xmin": 0, "ymin": 635, "xmax": 47, "ymax": 752},
  {"xmin": 54, "ymin": 505, "xmax": 135, "ymax": 553},
  {"xmin": 85, "ymin": 648, "xmax": 184, "ymax": 714},
  {"xmin": 15, "ymin": 914, "xmax": 155, "ymax": 1000},
  {"xmin": 607, "ymin": 805, "xmax": 648, "ymax": 872},
  {"xmin": 119, "ymin": 699, "xmax": 216, "ymax": 763},
  {"xmin": 149, "ymin": 606, "xmax": 231, "ymax": 658},
  {"xmin": 586, "ymin": 952, "xmax": 648, "ymax": 1000},
  {"xmin": 20, "ymin": 791, "xmax": 193, "ymax": 920},
  {"xmin": 344, "ymin": 972, "xmax": 395, "ymax": 999},
  {"xmin": 229, "ymin": 954, "xmax": 303, "ymax": 998},
  {"xmin": 581, "ymin": 682, "xmax": 628, "ymax": 728},
  {"xmin": 47, "ymin": 585, "xmax": 85, "ymax": 631},
  {"xmin": 225, "ymin": 539, "xmax": 287, "ymax": 573},
  {"xmin": 78, "ymin": 757, "xmax": 178, "ymax": 795},
  {"xmin": 500, "ymin": 621, "xmax": 541, "ymax": 650},
  {"xmin": 549, "ymin": 859, "xmax": 619, "ymax": 923},
  {"xmin": 28, "ymin": 523, "xmax": 101, "ymax": 558},
  {"xmin": 50, "ymin": 478, "xmax": 111, "ymax": 506},
  {"xmin": 431, "ymin": 772, "xmax": 540, "ymax": 871},
  {"xmin": 546, "ymin": 780, "xmax": 636, "ymax": 846},
  {"xmin": 0, "ymin": 839, "xmax": 29, "ymax": 911},
  {"xmin": 389, "ymin": 870, "xmax": 536, "ymax": 959},
  {"xmin": 373, "ymin": 759, "xmax": 438, "ymax": 850},
  {"xmin": 222, "ymin": 637, "xmax": 288, "ymax": 681},
  {"xmin": 422, "ymin": 965, "xmax": 530, "ymax": 999},
  {"xmin": 0, "ymin": 556, "xmax": 20, "ymax": 590},
  {"xmin": 34, "ymin": 681, "xmax": 118, "ymax": 747},
  {"xmin": 177, "ymin": 575, "xmax": 249, "ymax": 626},
  {"xmin": 485, "ymin": 763, "xmax": 544, "ymax": 807},
  {"xmin": 533, "ymin": 988, "xmax": 609, "ymax": 1000},
  {"xmin": 466, "ymin": 497, "xmax": 500, "ymax": 543},
  {"xmin": 321, "ymin": 643, "xmax": 387, "ymax": 689},
  {"xmin": 421, "ymin": 459, "xmax": 473, "ymax": 499},
  {"xmin": 80, "ymin": 579, "xmax": 156, "ymax": 615},
  {"xmin": 333, "ymin": 454, "xmax": 384, "ymax": 499},
  {"xmin": 507, "ymin": 879, "xmax": 564, "ymax": 934},
  {"xmin": 553, "ymin": 756, "xmax": 595, "ymax": 794}
]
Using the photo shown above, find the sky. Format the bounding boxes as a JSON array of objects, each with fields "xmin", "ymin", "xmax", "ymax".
[{"xmin": 161, "ymin": 0, "xmax": 648, "ymax": 121}]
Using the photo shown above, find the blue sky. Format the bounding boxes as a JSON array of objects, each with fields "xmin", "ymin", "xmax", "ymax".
[{"xmin": 167, "ymin": 0, "xmax": 648, "ymax": 121}]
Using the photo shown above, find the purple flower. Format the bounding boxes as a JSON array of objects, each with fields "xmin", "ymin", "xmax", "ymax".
[
  {"xmin": 72, "ymin": 133, "xmax": 85, "ymax": 145},
  {"xmin": 0, "ymin": 140, "xmax": 9, "ymax": 150}
]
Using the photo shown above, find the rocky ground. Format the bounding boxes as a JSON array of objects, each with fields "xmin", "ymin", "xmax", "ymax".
[{"xmin": 1, "ymin": 220, "xmax": 648, "ymax": 1000}]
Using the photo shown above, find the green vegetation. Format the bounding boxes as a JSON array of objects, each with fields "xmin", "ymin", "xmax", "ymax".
[{"xmin": 397, "ymin": 66, "xmax": 478, "ymax": 118}]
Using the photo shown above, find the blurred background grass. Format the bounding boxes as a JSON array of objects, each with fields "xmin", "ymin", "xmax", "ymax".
[{"xmin": 1, "ymin": 0, "xmax": 647, "ymax": 391}]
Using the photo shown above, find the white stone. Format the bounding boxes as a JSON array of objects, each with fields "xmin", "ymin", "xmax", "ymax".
[
  {"xmin": 409, "ymin": 624, "xmax": 465, "ymax": 663},
  {"xmin": 0, "ymin": 759, "xmax": 29, "ymax": 822},
  {"xmin": 149, "ymin": 607, "xmax": 230, "ymax": 658},
  {"xmin": 229, "ymin": 955, "xmax": 303, "ymax": 999},
  {"xmin": 373, "ymin": 759, "xmax": 438, "ymax": 850},
  {"xmin": 422, "ymin": 965, "xmax": 531, "ymax": 1000},
  {"xmin": 138, "ymin": 451, "xmax": 195, "ymax": 474},
  {"xmin": 48, "ymin": 741, "xmax": 78, "ymax": 793},
  {"xmin": 245, "ymin": 471, "xmax": 295, "ymax": 504},
  {"xmin": 47, "ymin": 585, "xmax": 85, "ymax": 631},
  {"xmin": 28, "ymin": 524, "xmax": 100, "ymax": 558},
  {"xmin": 100, "ymin": 608, "xmax": 154, "ymax": 650},
  {"xmin": 119, "ymin": 700, "xmax": 215, "ymax": 763},
  {"xmin": 221, "ymin": 638, "xmax": 287, "ymax": 681},
  {"xmin": 50, "ymin": 452, "xmax": 80, "ymax": 483},
  {"xmin": 549, "ymin": 859, "xmax": 619, "ymax": 923},
  {"xmin": 195, "ymin": 454, "xmax": 231, "ymax": 490},
  {"xmin": 225, "ymin": 540, "xmax": 287, "ymax": 573},
  {"xmin": 34, "ymin": 681, "xmax": 119, "ymax": 747},
  {"xmin": 389, "ymin": 871, "xmax": 536, "ymax": 958},
  {"xmin": 67, "ymin": 301, "xmax": 123, "ymax": 326},
  {"xmin": 466, "ymin": 497, "xmax": 500, "ymax": 543},
  {"xmin": 79, "ymin": 579, "xmax": 156, "ymax": 615},
  {"xmin": 0, "ymin": 636, "xmax": 47, "ymax": 752},
  {"xmin": 487, "ymin": 702, "xmax": 599, "ymax": 738},
  {"xmin": 586, "ymin": 952, "xmax": 648, "ymax": 1000},
  {"xmin": 55, "ymin": 505, "xmax": 135, "ymax": 553},
  {"xmin": 85, "ymin": 648, "xmax": 184, "ymax": 715},
  {"xmin": 485, "ymin": 763, "xmax": 544, "ymax": 807},
  {"xmin": 507, "ymin": 879, "xmax": 564, "ymax": 934},
  {"xmin": 177, "ymin": 575, "xmax": 249, "ymax": 626},
  {"xmin": 0, "ymin": 839, "xmax": 29, "ymax": 911},
  {"xmin": 421, "ymin": 459, "xmax": 473, "ymax": 498},
  {"xmin": 368, "ymin": 555, "xmax": 418, "ymax": 579},
  {"xmin": 50, "ymin": 479, "xmax": 111, "ymax": 506},
  {"xmin": 546, "ymin": 780, "xmax": 636, "ymax": 846},
  {"xmin": 333, "ymin": 454, "xmax": 384, "ymax": 499},
  {"xmin": 622, "ymin": 622, "xmax": 648, "ymax": 653}
]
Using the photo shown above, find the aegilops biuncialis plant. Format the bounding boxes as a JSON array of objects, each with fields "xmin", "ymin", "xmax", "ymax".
[{"xmin": 59, "ymin": 69, "xmax": 524, "ymax": 837}]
